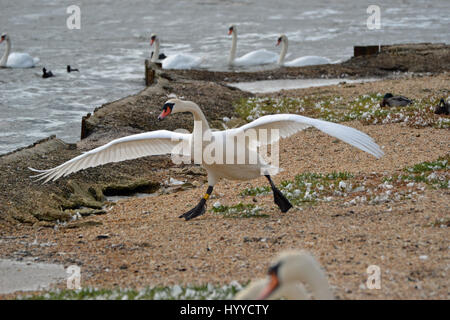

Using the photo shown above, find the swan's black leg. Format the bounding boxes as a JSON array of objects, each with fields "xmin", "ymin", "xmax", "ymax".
[
  {"xmin": 179, "ymin": 186, "xmax": 214, "ymax": 221},
  {"xmin": 265, "ymin": 175, "xmax": 292, "ymax": 213}
]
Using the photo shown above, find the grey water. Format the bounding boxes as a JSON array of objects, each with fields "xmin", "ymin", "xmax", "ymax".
[{"xmin": 0, "ymin": 0, "xmax": 449, "ymax": 154}]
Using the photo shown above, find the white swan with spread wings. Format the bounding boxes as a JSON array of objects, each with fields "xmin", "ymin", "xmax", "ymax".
[{"xmin": 30, "ymin": 99, "xmax": 383, "ymax": 221}]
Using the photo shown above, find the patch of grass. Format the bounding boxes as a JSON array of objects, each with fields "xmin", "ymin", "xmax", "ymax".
[
  {"xmin": 405, "ymin": 157, "xmax": 449, "ymax": 174},
  {"xmin": 235, "ymin": 96, "xmax": 307, "ymax": 121},
  {"xmin": 398, "ymin": 156, "xmax": 450, "ymax": 189},
  {"xmin": 240, "ymin": 186, "xmax": 271, "ymax": 196},
  {"xmin": 20, "ymin": 282, "xmax": 245, "ymax": 300},
  {"xmin": 241, "ymin": 172, "xmax": 355, "ymax": 206},
  {"xmin": 234, "ymin": 94, "xmax": 449, "ymax": 129},
  {"xmin": 211, "ymin": 202, "xmax": 269, "ymax": 218},
  {"xmin": 278, "ymin": 172, "xmax": 354, "ymax": 205}
]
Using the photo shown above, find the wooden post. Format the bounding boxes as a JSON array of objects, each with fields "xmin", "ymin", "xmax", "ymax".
[
  {"xmin": 145, "ymin": 59, "xmax": 156, "ymax": 86},
  {"xmin": 353, "ymin": 45, "xmax": 381, "ymax": 57},
  {"xmin": 80, "ymin": 113, "xmax": 91, "ymax": 140}
]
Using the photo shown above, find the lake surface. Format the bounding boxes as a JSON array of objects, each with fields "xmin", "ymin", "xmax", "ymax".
[{"xmin": 1, "ymin": 0, "xmax": 449, "ymax": 154}]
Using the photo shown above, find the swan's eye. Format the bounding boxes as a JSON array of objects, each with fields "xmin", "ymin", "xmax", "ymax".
[
  {"xmin": 278, "ymin": 37, "xmax": 282, "ymax": 42},
  {"xmin": 268, "ymin": 261, "xmax": 281, "ymax": 276},
  {"xmin": 163, "ymin": 102, "xmax": 175, "ymax": 111}
]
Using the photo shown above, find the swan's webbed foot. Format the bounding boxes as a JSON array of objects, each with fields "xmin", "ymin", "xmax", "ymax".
[
  {"xmin": 179, "ymin": 186, "xmax": 214, "ymax": 221},
  {"xmin": 265, "ymin": 175, "xmax": 292, "ymax": 213},
  {"xmin": 179, "ymin": 198, "xmax": 207, "ymax": 221}
]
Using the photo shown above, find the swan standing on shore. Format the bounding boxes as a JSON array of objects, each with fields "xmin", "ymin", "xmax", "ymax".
[
  {"xmin": 235, "ymin": 250, "xmax": 334, "ymax": 300},
  {"xmin": 228, "ymin": 25, "xmax": 278, "ymax": 67},
  {"xmin": 30, "ymin": 99, "xmax": 383, "ymax": 221},
  {"xmin": 150, "ymin": 34, "xmax": 201, "ymax": 69},
  {"xmin": 277, "ymin": 34, "xmax": 331, "ymax": 67},
  {"xmin": 0, "ymin": 33, "xmax": 39, "ymax": 68}
]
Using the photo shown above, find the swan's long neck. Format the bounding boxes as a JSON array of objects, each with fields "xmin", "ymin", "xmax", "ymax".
[
  {"xmin": 0, "ymin": 37, "xmax": 11, "ymax": 67},
  {"xmin": 278, "ymin": 38, "xmax": 288, "ymax": 65},
  {"xmin": 185, "ymin": 101, "xmax": 210, "ymax": 133},
  {"xmin": 229, "ymin": 30, "xmax": 237, "ymax": 65},
  {"xmin": 151, "ymin": 38, "xmax": 160, "ymax": 62},
  {"xmin": 297, "ymin": 257, "xmax": 334, "ymax": 300}
]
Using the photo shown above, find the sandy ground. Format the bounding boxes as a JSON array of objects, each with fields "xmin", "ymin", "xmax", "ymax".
[
  {"xmin": 0, "ymin": 72, "xmax": 448, "ymax": 300},
  {"xmin": 0, "ymin": 120, "xmax": 448, "ymax": 299}
]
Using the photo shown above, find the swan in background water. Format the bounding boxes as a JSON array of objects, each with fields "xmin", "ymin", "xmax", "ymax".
[
  {"xmin": 228, "ymin": 25, "xmax": 278, "ymax": 67},
  {"xmin": 235, "ymin": 250, "xmax": 334, "ymax": 300},
  {"xmin": 277, "ymin": 34, "xmax": 331, "ymax": 67},
  {"xmin": 30, "ymin": 99, "xmax": 383, "ymax": 221},
  {"xmin": 0, "ymin": 33, "xmax": 39, "ymax": 68},
  {"xmin": 150, "ymin": 34, "xmax": 202, "ymax": 70},
  {"xmin": 149, "ymin": 34, "xmax": 167, "ymax": 62}
]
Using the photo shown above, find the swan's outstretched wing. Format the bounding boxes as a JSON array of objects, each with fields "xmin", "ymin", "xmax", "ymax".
[
  {"xmin": 233, "ymin": 114, "xmax": 384, "ymax": 158},
  {"xmin": 29, "ymin": 130, "xmax": 190, "ymax": 183}
]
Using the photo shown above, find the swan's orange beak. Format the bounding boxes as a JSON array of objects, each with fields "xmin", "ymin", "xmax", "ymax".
[
  {"xmin": 228, "ymin": 29, "xmax": 233, "ymax": 35},
  {"xmin": 158, "ymin": 107, "xmax": 171, "ymax": 121},
  {"xmin": 276, "ymin": 39, "xmax": 281, "ymax": 46},
  {"xmin": 257, "ymin": 272, "xmax": 279, "ymax": 300},
  {"xmin": 150, "ymin": 39, "xmax": 155, "ymax": 46},
  {"xmin": 0, "ymin": 38, "xmax": 4, "ymax": 44}
]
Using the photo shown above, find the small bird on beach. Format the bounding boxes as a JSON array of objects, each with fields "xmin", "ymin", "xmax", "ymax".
[
  {"xmin": 30, "ymin": 99, "xmax": 383, "ymax": 221},
  {"xmin": 235, "ymin": 250, "xmax": 334, "ymax": 300},
  {"xmin": 67, "ymin": 65, "xmax": 79, "ymax": 73},
  {"xmin": 380, "ymin": 93, "xmax": 412, "ymax": 107},
  {"xmin": 434, "ymin": 98, "xmax": 449, "ymax": 115},
  {"xmin": 42, "ymin": 67, "xmax": 54, "ymax": 78}
]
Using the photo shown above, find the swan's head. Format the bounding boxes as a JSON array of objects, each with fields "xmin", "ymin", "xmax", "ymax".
[
  {"xmin": 228, "ymin": 25, "xmax": 236, "ymax": 36},
  {"xmin": 0, "ymin": 33, "xmax": 8, "ymax": 44},
  {"xmin": 276, "ymin": 34, "xmax": 287, "ymax": 46},
  {"xmin": 158, "ymin": 99, "xmax": 193, "ymax": 120},
  {"xmin": 258, "ymin": 250, "xmax": 317, "ymax": 299},
  {"xmin": 150, "ymin": 34, "xmax": 158, "ymax": 46}
]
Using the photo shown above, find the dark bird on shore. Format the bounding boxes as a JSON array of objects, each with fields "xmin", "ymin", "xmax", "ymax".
[
  {"xmin": 42, "ymin": 68, "xmax": 53, "ymax": 78},
  {"xmin": 434, "ymin": 98, "xmax": 449, "ymax": 115},
  {"xmin": 151, "ymin": 51, "xmax": 167, "ymax": 60},
  {"xmin": 67, "ymin": 65, "xmax": 79, "ymax": 73},
  {"xmin": 380, "ymin": 93, "xmax": 412, "ymax": 107}
]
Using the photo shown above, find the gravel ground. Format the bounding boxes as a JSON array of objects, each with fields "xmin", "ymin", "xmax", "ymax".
[{"xmin": 0, "ymin": 74, "xmax": 448, "ymax": 300}]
